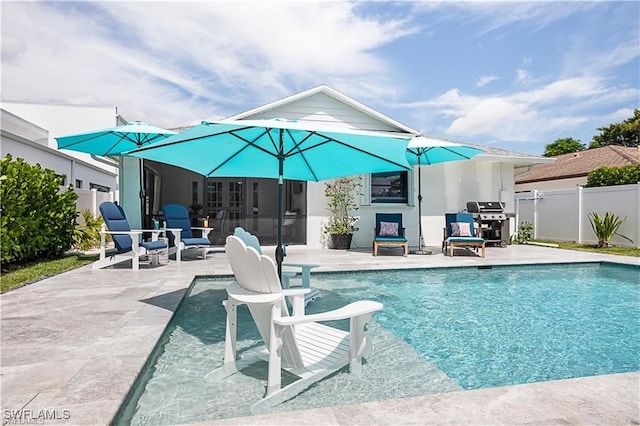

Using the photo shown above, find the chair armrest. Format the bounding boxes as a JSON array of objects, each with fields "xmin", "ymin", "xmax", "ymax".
[
  {"xmin": 273, "ymin": 300, "xmax": 382, "ymax": 326},
  {"xmin": 192, "ymin": 226, "xmax": 213, "ymax": 232},
  {"xmin": 162, "ymin": 227, "xmax": 186, "ymax": 234},
  {"xmin": 282, "ymin": 262, "xmax": 320, "ymax": 269},
  {"xmin": 282, "ymin": 288, "xmax": 311, "ymax": 297},
  {"xmin": 100, "ymin": 230, "xmax": 142, "ymax": 236}
]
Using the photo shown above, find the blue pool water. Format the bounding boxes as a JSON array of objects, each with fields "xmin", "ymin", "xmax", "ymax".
[{"xmin": 117, "ymin": 262, "xmax": 639, "ymax": 424}]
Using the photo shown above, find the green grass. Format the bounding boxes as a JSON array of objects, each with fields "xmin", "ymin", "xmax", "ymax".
[
  {"xmin": 533, "ymin": 240, "xmax": 640, "ymax": 257},
  {"xmin": 1, "ymin": 254, "xmax": 98, "ymax": 294}
]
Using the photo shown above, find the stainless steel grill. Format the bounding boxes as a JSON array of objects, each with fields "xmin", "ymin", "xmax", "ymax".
[{"xmin": 466, "ymin": 201, "xmax": 509, "ymax": 247}]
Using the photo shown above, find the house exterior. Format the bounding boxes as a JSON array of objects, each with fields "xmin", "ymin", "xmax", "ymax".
[
  {"xmin": 1, "ymin": 105, "xmax": 120, "ymax": 215},
  {"xmin": 1, "ymin": 102, "xmax": 121, "ymax": 189},
  {"xmin": 146, "ymin": 85, "xmax": 550, "ymax": 249},
  {"xmin": 515, "ymin": 145, "xmax": 640, "ymax": 192}
]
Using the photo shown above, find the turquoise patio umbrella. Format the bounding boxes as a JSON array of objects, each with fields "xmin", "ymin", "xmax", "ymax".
[
  {"xmin": 406, "ymin": 136, "xmax": 484, "ymax": 253},
  {"xmin": 127, "ymin": 118, "xmax": 412, "ymax": 277},
  {"xmin": 55, "ymin": 121, "xmax": 177, "ymax": 156},
  {"xmin": 56, "ymin": 121, "xmax": 178, "ymax": 226}
]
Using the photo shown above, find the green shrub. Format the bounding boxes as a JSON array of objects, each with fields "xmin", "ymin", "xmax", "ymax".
[
  {"xmin": 515, "ymin": 221, "xmax": 533, "ymax": 244},
  {"xmin": 586, "ymin": 164, "xmax": 640, "ymax": 187},
  {"xmin": 1, "ymin": 154, "xmax": 78, "ymax": 265}
]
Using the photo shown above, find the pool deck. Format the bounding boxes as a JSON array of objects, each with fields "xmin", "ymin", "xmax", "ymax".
[{"xmin": 1, "ymin": 244, "xmax": 638, "ymax": 425}]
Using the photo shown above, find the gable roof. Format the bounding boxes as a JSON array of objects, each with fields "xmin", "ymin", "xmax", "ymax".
[
  {"xmin": 227, "ymin": 84, "xmax": 419, "ymax": 134},
  {"xmin": 176, "ymin": 84, "xmax": 550, "ymax": 165},
  {"xmin": 515, "ymin": 145, "xmax": 640, "ymax": 183}
]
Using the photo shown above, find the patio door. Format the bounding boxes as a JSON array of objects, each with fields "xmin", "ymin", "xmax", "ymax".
[{"xmin": 205, "ymin": 177, "xmax": 307, "ymax": 245}]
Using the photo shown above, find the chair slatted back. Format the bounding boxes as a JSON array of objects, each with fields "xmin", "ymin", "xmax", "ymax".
[
  {"xmin": 225, "ymin": 235, "xmax": 304, "ymax": 368},
  {"xmin": 163, "ymin": 204, "xmax": 194, "ymax": 246},
  {"xmin": 99, "ymin": 202, "xmax": 133, "ymax": 254}
]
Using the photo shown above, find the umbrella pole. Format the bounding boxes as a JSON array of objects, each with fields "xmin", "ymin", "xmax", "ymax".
[
  {"xmin": 412, "ymin": 160, "xmax": 431, "ymax": 255},
  {"xmin": 276, "ymin": 177, "xmax": 284, "ymax": 280},
  {"xmin": 418, "ymin": 165, "xmax": 423, "ymax": 250},
  {"xmin": 275, "ymin": 139, "xmax": 285, "ymax": 281}
]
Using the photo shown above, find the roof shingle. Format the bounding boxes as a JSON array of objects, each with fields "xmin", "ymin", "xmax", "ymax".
[{"xmin": 515, "ymin": 145, "xmax": 640, "ymax": 183}]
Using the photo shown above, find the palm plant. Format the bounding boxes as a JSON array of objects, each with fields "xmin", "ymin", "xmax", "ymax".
[
  {"xmin": 588, "ymin": 211, "xmax": 633, "ymax": 247},
  {"xmin": 74, "ymin": 209, "xmax": 107, "ymax": 251}
]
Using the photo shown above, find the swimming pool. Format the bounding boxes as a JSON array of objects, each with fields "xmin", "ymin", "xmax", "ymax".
[{"xmin": 116, "ymin": 262, "xmax": 639, "ymax": 424}]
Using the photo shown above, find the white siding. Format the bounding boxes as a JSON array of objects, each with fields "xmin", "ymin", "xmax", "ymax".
[{"xmin": 246, "ymin": 93, "xmax": 402, "ymax": 132}]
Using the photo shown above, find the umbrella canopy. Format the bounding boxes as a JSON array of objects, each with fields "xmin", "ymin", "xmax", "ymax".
[
  {"xmin": 56, "ymin": 121, "xmax": 178, "ymax": 229},
  {"xmin": 406, "ymin": 136, "xmax": 484, "ymax": 166},
  {"xmin": 55, "ymin": 121, "xmax": 177, "ymax": 156},
  {"xmin": 127, "ymin": 118, "xmax": 412, "ymax": 276},
  {"xmin": 406, "ymin": 136, "xmax": 484, "ymax": 253}
]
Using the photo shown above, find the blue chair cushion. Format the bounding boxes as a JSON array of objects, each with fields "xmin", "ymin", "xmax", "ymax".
[
  {"xmin": 447, "ymin": 237, "xmax": 485, "ymax": 243},
  {"xmin": 141, "ymin": 240, "xmax": 168, "ymax": 251},
  {"xmin": 182, "ymin": 237, "xmax": 211, "ymax": 247},
  {"xmin": 374, "ymin": 236, "xmax": 408, "ymax": 242},
  {"xmin": 163, "ymin": 204, "xmax": 195, "ymax": 246},
  {"xmin": 99, "ymin": 202, "xmax": 133, "ymax": 253}
]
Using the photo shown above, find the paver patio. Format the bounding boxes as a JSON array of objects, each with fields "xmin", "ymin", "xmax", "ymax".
[{"xmin": 1, "ymin": 244, "xmax": 638, "ymax": 425}]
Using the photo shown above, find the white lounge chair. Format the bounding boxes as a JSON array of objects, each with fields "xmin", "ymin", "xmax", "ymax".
[
  {"xmin": 233, "ymin": 227, "xmax": 321, "ymax": 304},
  {"xmin": 218, "ymin": 235, "xmax": 383, "ymax": 412}
]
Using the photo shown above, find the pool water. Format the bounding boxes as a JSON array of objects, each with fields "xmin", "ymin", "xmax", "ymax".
[{"xmin": 116, "ymin": 262, "xmax": 639, "ymax": 425}]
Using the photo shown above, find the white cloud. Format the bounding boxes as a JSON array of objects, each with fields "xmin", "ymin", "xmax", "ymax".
[
  {"xmin": 476, "ymin": 75, "xmax": 499, "ymax": 88},
  {"xmin": 408, "ymin": 75, "xmax": 637, "ymax": 144},
  {"xmin": 1, "ymin": 2, "xmax": 417, "ymax": 127}
]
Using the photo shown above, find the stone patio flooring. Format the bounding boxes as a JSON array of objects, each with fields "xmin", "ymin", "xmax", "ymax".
[{"xmin": 1, "ymin": 244, "xmax": 638, "ymax": 425}]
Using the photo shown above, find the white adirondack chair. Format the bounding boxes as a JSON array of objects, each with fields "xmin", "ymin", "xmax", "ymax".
[{"xmin": 220, "ymin": 235, "xmax": 383, "ymax": 412}]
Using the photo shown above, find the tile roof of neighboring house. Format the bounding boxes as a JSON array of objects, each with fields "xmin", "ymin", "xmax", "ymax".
[{"xmin": 515, "ymin": 145, "xmax": 640, "ymax": 184}]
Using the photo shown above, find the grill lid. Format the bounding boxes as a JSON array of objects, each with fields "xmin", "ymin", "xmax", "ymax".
[{"xmin": 466, "ymin": 201, "xmax": 505, "ymax": 213}]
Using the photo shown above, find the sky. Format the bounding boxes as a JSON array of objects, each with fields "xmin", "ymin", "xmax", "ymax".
[{"xmin": 2, "ymin": 1, "xmax": 638, "ymax": 155}]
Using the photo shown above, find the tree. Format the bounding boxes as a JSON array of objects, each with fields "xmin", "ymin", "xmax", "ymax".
[
  {"xmin": 590, "ymin": 109, "xmax": 640, "ymax": 148},
  {"xmin": 543, "ymin": 137, "xmax": 585, "ymax": 157}
]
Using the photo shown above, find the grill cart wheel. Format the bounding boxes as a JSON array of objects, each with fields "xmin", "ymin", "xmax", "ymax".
[{"xmin": 500, "ymin": 240, "xmax": 508, "ymax": 248}]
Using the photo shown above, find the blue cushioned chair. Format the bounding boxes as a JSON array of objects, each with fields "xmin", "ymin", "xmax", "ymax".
[
  {"xmin": 372, "ymin": 213, "xmax": 408, "ymax": 256},
  {"xmin": 163, "ymin": 204, "xmax": 213, "ymax": 262},
  {"xmin": 443, "ymin": 213, "xmax": 485, "ymax": 257},
  {"xmin": 94, "ymin": 201, "xmax": 168, "ymax": 270}
]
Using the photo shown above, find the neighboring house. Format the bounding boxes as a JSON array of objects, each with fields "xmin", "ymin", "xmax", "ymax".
[
  {"xmin": 1, "ymin": 104, "xmax": 123, "ymax": 217},
  {"xmin": 515, "ymin": 145, "xmax": 640, "ymax": 192},
  {"xmin": 147, "ymin": 85, "xmax": 551, "ymax": 249}
]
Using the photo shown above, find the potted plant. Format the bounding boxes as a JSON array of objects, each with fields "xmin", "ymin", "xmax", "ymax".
[{"xmin": 323, "ymin": 177, "xmax": 362, "ymax": 249}]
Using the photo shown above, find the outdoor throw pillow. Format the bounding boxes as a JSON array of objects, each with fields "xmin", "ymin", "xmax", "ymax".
[
  {"xmin": 451, "ymin": 222, "xmax": 472, "ymax": 237},
  {"xmin": 379, "ymin": 221, "xmax": 399, "ymax": 237}
]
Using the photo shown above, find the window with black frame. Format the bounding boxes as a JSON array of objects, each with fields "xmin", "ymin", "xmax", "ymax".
[{"xmin": 371, "ymin": 171, "xmax": 408, "ymax": 204}]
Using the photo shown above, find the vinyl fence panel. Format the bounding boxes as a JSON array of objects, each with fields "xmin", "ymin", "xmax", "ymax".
[{"xmin": 515, "ymin": 183, "xmax": 639, "ymax": 248}]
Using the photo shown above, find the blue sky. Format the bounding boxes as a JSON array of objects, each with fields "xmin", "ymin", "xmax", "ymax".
[{"xmin": 2, "ymin": 1, "xmax": 638, "ymax": 155}]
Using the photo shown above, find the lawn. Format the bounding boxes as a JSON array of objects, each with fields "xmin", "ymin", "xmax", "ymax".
[
  {"xmin": 534, "ymin": 240, "xmax": 640, "ymax": 257},
  {"xmin": 0, "ymin": 253, "xmax": 98, "ymax": 294}
]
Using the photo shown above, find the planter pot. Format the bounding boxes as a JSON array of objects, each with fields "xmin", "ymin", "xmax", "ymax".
[{"xmin": 328, "ymin": 233, "xmax": 353, "ymax": 250}]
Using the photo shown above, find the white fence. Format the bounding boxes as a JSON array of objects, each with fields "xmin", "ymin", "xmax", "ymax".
[
  {"xmin": 515, "ymin": 183, "xmax": 640, "ymax": 248},
  {"xmin": 74, "ymin": 188, "xmax": 114, "ymax": 218}
]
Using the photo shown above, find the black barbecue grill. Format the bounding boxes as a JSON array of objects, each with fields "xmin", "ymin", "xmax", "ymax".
[{"xmin": 466, "ymin": 201, "xmax": 510, "ymax": 247}]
